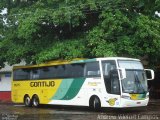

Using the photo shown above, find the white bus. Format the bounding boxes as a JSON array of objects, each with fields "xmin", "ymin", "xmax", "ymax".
[{"xmin": 12, "ymin": 57, "xmax": 154, "ymax": 110}]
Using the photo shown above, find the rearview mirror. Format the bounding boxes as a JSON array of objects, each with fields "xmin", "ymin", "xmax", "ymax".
[
  {"xmin": 118, "ymin": 68, "xmax": 126, "ymax": 80},
  {"xmin": 145, "ymin": 69, "xmax": 154, "ymax": 80}
]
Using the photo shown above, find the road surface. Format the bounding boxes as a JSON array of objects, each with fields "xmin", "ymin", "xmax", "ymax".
[{"xmin": 0, "ymin": 100, "xmax": 160, "ymax": 120}]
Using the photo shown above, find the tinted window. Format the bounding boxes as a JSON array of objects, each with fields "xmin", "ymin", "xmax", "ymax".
[
  {"xmin": 54, "ymin": 65, "xmax": 65, "ymax": 78},
  {"xmin": 30, "ymin": 68, "xmax": 40, "ymax": 80},
  {"xmin": 39, "ymin": 67, "xmax": 55, "ymax": 79},
  {"xmin": 39, "ymin": 63, "xmax": 85, "ymax": 79},
  {"xmin": 13, "ymin": 62, "xmax": 98, "ymax": 80},
  {"xmin": 85, "ymin": 62, "xmax": 100, "ymax": 77},
  {"xmin": 13, "ymin": 69, "xmax": 30, "ymax": 80},
  {"xmin": 71, "ymin": 64, "xmax": 84, "ymax": 77},
  {"xmin": 102, "ymin": 60, "xmax": 120, "ymax": 95},
  {"xmin": 64, "ymin": 64, "xmax": 73, "ymax": 78}
]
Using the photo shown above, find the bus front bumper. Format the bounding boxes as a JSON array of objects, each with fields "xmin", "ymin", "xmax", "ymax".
[{"xmin": 119, "ymin": 98, "xmax": 149, "ymax": 108}]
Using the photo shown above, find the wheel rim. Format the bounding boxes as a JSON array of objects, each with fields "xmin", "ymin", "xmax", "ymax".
[
  {"xmin": 33, "ymin": 97, "xmax": 39, "ymax": 107},
  {"xmin": 25, "ymin": 97, "xmax": 30, "ymax": 106},
  {"xmin": 93, "ymin": 98, "xmax": 98, "ymax": 109}
]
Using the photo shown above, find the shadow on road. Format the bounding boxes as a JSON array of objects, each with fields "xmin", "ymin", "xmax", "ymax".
[{"xmin": 34, "ymin": 104, "xmax": 148, "ymax": 114}]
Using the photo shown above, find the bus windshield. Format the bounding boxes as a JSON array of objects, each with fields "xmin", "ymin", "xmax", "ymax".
[
  {"xmin": 121, "ymin": 70, "xmax": 147, "ymax": 94},
  {"xmin": 118, "ymin": 60, "xmax": 148, "ymax": 94}
]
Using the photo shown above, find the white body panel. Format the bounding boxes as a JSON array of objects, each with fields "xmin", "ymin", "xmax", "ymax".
[{"xmin": 49, "ymin": 57, "xmax": 150, "ymax": 108}]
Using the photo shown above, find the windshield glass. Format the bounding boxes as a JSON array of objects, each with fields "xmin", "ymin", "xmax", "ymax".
[
  {"xmin": 118, "ymin": 60, "xmax": 148, "ymax": 94},
  {"xmin": 118, "ymin": 60, "xmax": 143, "ymax": 69},
  {"xmin": 122, "ymin": 70, "xmax": 147, "ymax": 93}
]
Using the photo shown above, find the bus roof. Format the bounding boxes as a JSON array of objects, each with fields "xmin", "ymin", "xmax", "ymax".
[
  {"xmin": 97, "ymin": 57, "xmax": 140, "ymax": 61},
  {"xmin": 13, "ymin": 57, "xmax": 140, "ymax": 69}
]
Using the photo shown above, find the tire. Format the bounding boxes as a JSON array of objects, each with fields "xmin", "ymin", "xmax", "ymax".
[
  {"xmin": 90, "ymin": 96, "xmax": 101, "ymax": 111},
  {"xmin": 32, "ymin": 95, "xmax": 40, "ymax": 107},
  {"xmin": 24, "ymin": 96, "xmax": 32, "ymax": 107}
]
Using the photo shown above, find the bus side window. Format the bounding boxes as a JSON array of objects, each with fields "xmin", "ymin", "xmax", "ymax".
[
  {"xmin": 85, "ymin": 62, "xmax": 100, "ymax": 77},
  {"xmin": 71, "ymin": 64, "xmax": 85, "ymax": 78},
  {"xmin": 54, "ymin": 65, "xmax": 65, "ymax": 78},
  {"xmin": 39, "ymin": 67, "xmax": 55, "ymax": 79},
  {"xmin": 30, "ymin": 69, "xmax": 40, "ymax": 80},
  {"xmin": 65, "ymin": 64, "xmax": 73, "ymax": 78},
  {"xmin": 13, "ymin": 69, "xmax": 30, "ymax": 80},
  {"xmin": 63, "ymin": 63, "xmax": 85, "ymax": 78}
]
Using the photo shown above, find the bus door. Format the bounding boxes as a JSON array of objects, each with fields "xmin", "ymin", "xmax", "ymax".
[{"xmin": 102, "ymin": 60, "xmax": 121, "ymax": 107}]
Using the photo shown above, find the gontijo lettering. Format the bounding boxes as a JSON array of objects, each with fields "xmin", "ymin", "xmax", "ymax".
[{"xmin": 30, "ymin": 81, "xmax": 55, "ymax": 87}]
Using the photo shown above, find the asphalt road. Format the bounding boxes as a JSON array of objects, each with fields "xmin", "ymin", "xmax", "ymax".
[{"xmin": 0, "ymin": 100, "xmax": 160, "ymax": 120}]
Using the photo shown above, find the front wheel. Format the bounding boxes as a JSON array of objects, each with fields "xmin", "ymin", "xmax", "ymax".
[
  {"xmin": 32, "ymin": 95, "xmax": 40, "ymax": 107},
  {"xmin": 90, "ymin": 96, "xmax": 101, "ymax": 111}
]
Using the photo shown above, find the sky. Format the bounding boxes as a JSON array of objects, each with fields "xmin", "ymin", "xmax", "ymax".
[
  {"xmin": 0, "ymin": 8, "xmax": 7, "ymax": 24},
  {"xmin": 0, "ymin": 8, "xmax": 159, "ymax": 26},
  {"xmin": 1, "ymin": 8, "xmax": 160, "ymax": 16},
  {"xmin": 155, "ymin": 11, "xmax": 160, "ymax": 17},
  {"xmin": 0, "ymin": 8, "xmax": 7, "ymax": 15}
]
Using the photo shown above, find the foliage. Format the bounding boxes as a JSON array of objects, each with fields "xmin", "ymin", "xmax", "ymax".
[
  {"xmin": 35, "ymin": 39, "xmax": 87, "ymax": 63},
  {"xmin": 0, "ymin": 0, "xmax": 160, "ymax": 67}
]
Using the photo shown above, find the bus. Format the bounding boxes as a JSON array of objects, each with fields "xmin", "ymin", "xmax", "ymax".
[{"xmin": 11, "ymin": 57, "xmax": 154, "ymax": 110}]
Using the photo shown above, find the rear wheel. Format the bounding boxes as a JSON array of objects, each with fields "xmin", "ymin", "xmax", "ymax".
[
  {"xmin": 24, "ymin": 95, "xmax": 32, "ymax": 107},
  {"xmin": 32, "ymin": 95, "xmax": 40, "ymax": 107}
]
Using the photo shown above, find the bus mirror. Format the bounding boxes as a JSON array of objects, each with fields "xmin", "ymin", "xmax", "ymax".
[
  {"xmin": 145, "ymin": 69, "xmax": 154, "ymax": 80},
  {"xmin": 119, "ymin": 68, "xmax": 126, "ymax": 80}
]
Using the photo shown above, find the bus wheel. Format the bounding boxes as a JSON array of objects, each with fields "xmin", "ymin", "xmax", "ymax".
[
  {"xmin": 24, "ymin": 95, "xmax": 32, "ymax": 107},
  {"xmin": 90, "ymin": 96, "xmax": 101, "ymax": 111},
  {"xmin": 32, "ymin": 95, "xmax": 40, "ymax": 107}
]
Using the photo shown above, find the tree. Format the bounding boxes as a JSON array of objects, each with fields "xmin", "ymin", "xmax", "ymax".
[
  {"xmin": 0, "ymin": 0, "xmax": 160, "ymax": 67},
  {"xmin": 87, "ymin": 1, "xmax": 160, "ymax": 66}
]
